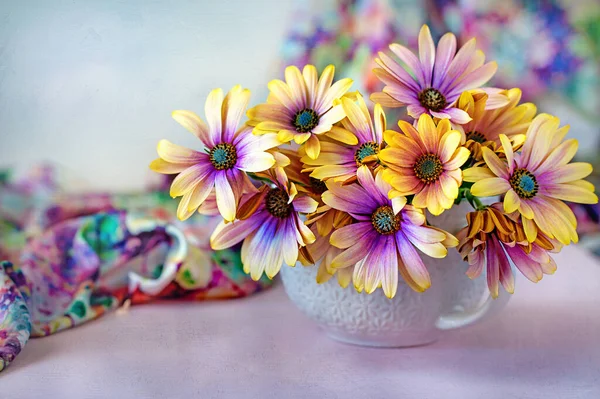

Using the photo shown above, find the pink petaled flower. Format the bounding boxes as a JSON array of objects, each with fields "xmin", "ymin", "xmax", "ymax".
[
  {"xmin": 322, "ymin": 166, "xmax": 458, "ymax": 298},
  {"xmin": 210, "ymin": 170, "xmax": 318, "ymax": 281},
  {"xmin": 371, "ymin": 24, "xmax": 500, "ymax": 124},
  {"xmin": 457, "ymin": 205, "xmax": 560, "ymax": 298},
  {"xmin": 150, "ymin": 86, "xmax": 281, "ymax": 221}
]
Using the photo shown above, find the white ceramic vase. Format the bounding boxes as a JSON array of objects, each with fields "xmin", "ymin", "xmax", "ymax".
[{"xmin": 280, "ymin": 202, "xmax": 510, "ymax": 347}]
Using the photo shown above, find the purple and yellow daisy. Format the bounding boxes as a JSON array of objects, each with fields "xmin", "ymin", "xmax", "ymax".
[
  {"xmin": 371, "ymin": 24, "xmax": 498, "ymax": 124},
  {"xmin": 322, "ymin": 166, "xmax": 457, "ymax": 298},
  {"xmin": 150, "ymin": 86, "xmax": 281, "ymax": 221},
  {"xmin": 301, "ymin": 93, "xmax": 385, "ymax": 182},
  {"xmin": 464, "ymin": 114, "xmax": 598, "ymax": 245},
  {"xmin": 210, "ymin": 171, "xmax": 318, "ymax": 281},
  {"xmin": 247, "ymin": 65, "xmax": 353, "ymax": 159}
]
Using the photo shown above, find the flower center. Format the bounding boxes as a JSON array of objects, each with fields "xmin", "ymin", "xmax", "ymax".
[
  {"xmin": 466, "ymin": 131, "xmax": 487, "ymax": 144},
  {"xmin": 414, "ymin": 153, "xmax": 443, "ymax": 184},
  {"xmin": 292, "ymin": 108, "xmax": 319, "ymax": 133},
  {"xmin": 209, "ymin": 143, "xmax": 237, "ymax": 170},
  {"xmin": 371, "ymin": 205, "xmax": 400, "ymax": 235},
  {"xmin": 354, "ymin": 142, "xmax": 379, "ymax": 166},
  {"xmin": 418, "ymin": 88, "xmax": 447, "ymax": 112},
  {"xmin": 265, "ymin": 188, "xmax": 292, "ymax": 218},
  {"xmin": 509, "ymin": 168, "xmax": 538, "ymax": 199},
  {"xmin": 309, "ymin": 177, "xmax": 327, "ymax": 195}
]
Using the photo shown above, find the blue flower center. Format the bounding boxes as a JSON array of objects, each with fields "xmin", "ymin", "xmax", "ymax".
[
  {"xmin": 414, "ymin": 153, "xmax": 443, "ymax": 184},
  {"xmin": 209, "ymin": 143, "xmax": 237, "ymax": 170},
  {"xmin": 371, "ymin": 205, "xmax": 400, "ymax": 235},
  {"xmin": 292, "ymin": 108, "xmax": 319, "ymax": 133},
  {"xmin": 418, "ymin": 87, "xmax": 447, "ymax": 112},
  {"xmin": 354, "ymin": 142, "xmax": 379, "ymax": 166},
  {"xmin": 509, "ymin": 168, "xmax": 538, "ymax": 199}
]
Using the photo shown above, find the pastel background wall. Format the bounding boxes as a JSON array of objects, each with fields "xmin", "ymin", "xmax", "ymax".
[{"xmin": 0, "ymin": 0, "xmax": 295, "ymax": 191}]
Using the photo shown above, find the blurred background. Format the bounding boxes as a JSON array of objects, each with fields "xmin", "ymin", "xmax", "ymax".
[{"xmin": 1, "ymin": 0, "xmax": 599, "ymax": 192}]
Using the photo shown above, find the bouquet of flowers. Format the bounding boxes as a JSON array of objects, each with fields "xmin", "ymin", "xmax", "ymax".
[{"xmin": 150, "ymin": 25, "xmax": 597, "ymax": 299}]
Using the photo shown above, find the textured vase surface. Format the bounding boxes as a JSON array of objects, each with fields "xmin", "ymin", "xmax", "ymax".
[{"xmin": 281, "ymin": 202, "xmax": 508, "ymax": 347}]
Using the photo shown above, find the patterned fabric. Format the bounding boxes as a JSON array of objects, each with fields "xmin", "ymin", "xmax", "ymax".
[{"xmin": 0, "ymin": 166, "xmax": 272, "ymax": 372}]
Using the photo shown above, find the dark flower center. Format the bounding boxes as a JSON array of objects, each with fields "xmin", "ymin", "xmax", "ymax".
[
  {"xmin": 309, "ymin": 177, "xmax": 327, "ymax": 195},
  {"xmin": 509, "ymin": 168, "xmax": 538, "ymax": 199},
  {"xmin": 414, "ymin": 153, "xmax": 443, "ymax": 184},
  {"xmin": 209, "ymin": 143, "xmax": 237, "ymax": 170},
  {"xmin": 371, "ymin": 205, "xmax": 400, "ymax": 235},
  {"xmin": 265, "ymin": 188, "xmax": 292, "ymax": 218},
  {"xmin": 418, "ymin": 87, "xmax": 447, "ymax": 112},
  {"xmin": 354, "ymin": 141, "xmax": 379, "ymax": 166},
  {"xmin": 466, "ymin": 131, "xmax": 487, "ymax": 144},
  {"xmin": 292, "ymin": 108, "xmax": 319, "ymax": 133}
]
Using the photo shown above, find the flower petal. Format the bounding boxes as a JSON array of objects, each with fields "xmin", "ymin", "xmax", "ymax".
[
  {"xmin": 268, "ymin": 79, "xmax": 298, "ymax": 111},
  {"xmin": 285, "ymin": 66, "xmax": 307, "ymax": 109},
  {"xmin": 205, "ymin": 88, "xmax": 224, "ymax": 143},
  {"xmin": 223, "ymin": 85, "xmax": 251, "ymax": 143},
  {"xmin": 418, "ymin": 24, "xmax": 436, "ymax": 86},
  {"xmin": 170, "ymin": 163, "xmax": 213, "ymax": 197},
  {"xmin": 370, "ymin": 91, "xmax": 404, "ymax": 108},
  {"xmin": 157, "ymin": 139, "xmax": 205, "ymax": 164},
  {"xmin": 149, "ymin": 158, "xmax": 191, "ymax": 174},
  {"xmin": 330, "ymin": 232, "xmax": 377, "ymax": 268},
  {"xmin": 172, "ymin": 110, "xmax": 213, "ymax": 148},
  {"xmin": 312, "ymin": 105, "xmax": 346, "ymax": 134},
  {"xmin": 215, "ymin": 172, "xmax": 237, "ymax": 221},
  {"xmin": 304, "ymin": 134, "xmax": 321, "ymax": 159},
  {"xmin": 237, "ymin": 152, "xmax": 275, "ymax": 173},
  {"xmin": 432, "ymin": 32, "xmax": 457, "ymax": 88},
  {"xmin": 330, "ymin": 222, "xmax": 374, "ymax": 249},
  {"xmin": 439, "ymin": 131, "xmax": 462, "ymax": 163},
  {"xmin": 482, "ymin": 147, "xmax": 509, "ymax": 179},
  {"xmin": 210, "ymin": 212, "xmax": 265, "ymax": 250},
  {"xmin": 396, "ymin": 231, "xmax": 431, "ymax": 292},
  {"xmin": 463, "ymin": 167, "xmax": 495, "ymax": 182},
  {"xmin": 470, "ymin": 177, "xmax": 511, "ymax": 197},
  {"xmin": 293, "ymin": 195, "xmax": 319, "ymax": 214}
]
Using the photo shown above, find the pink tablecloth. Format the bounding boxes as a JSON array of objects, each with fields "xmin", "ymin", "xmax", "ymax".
[{"xmin": 3, "ymin": 245, "xmax": 600, "ymax": 398}]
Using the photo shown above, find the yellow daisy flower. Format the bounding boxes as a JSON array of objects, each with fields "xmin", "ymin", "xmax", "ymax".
[{"xmin": 379, "ymin": 114, "xmax": 470, "ymax": 215}]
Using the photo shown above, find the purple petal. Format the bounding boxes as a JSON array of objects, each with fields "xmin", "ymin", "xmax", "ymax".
[
  {"xmin": 447, "ymin": 62, "xmax": 497, "ymax": 95},
  {"xmin": 432, "ymin": 33, "xmax": 457, "ymax": 88},
  {"xmin": 388, "ymin": 44, "xmax": 426, "ymax": 88},
  {"xmin": 322, "ymin": 183, "xmax": 377, "ymax": 215},
  {"xmin": 376, "ymin": 51, "xmax": 421, "ymax": 92},
  {"xmin": 210, "ymin": 211, "xmax": 266, "ymax": 250},
  {"xmin": 439, "ymin": 38, "xmax": 476, "ymax": 93},
  {"xmin": 357, "ymin": 166, "xmax": 388, "ymax": 206},
  {"xmin": 418, "ymin": 25, "xmax": 436, "ymax": 87}
]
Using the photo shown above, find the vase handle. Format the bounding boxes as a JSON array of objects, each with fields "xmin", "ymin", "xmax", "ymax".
[{"xmin": 435, "ymin": 286, "xmax": 511, "ymax": 330}]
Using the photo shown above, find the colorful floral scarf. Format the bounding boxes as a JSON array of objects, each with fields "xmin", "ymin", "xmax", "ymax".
[{"xmin": 0, "ymin": 166, "xmax": 272, "ymax": 372}]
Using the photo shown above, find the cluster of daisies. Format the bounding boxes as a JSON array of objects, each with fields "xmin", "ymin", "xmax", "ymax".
[{"xmin": 151, "ymin": 25, "xmax": 597, "ymax": 299}]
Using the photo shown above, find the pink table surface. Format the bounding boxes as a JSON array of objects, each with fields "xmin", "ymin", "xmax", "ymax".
[{"xmin": 3, "ymin": 245, "xmax": 600, "ymax": 398}]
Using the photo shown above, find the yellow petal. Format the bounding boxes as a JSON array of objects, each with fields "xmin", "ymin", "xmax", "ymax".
[
  {"xmin": 503, "ymin": 189, "xmax": 520, "ymax": 213},
  {"xmin": 470, "ymin": 177, "xmax": 511, "ymax": 197},
  {"xmin": 463, "ymin": 167, "xmax": 495, "ymax": 182},
  {"xmin": 304, "ymin": 134, "xmax": 321, "ymax": 159}
]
